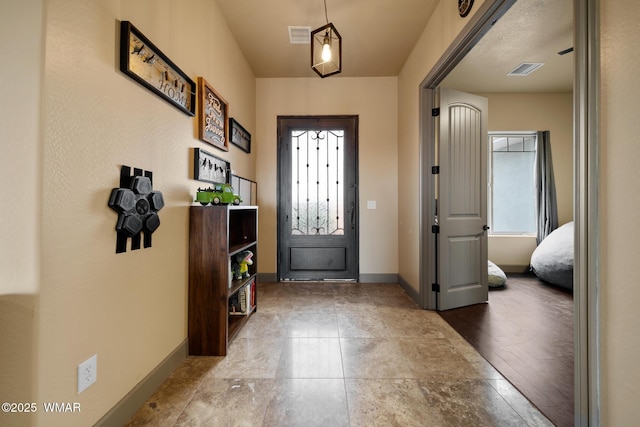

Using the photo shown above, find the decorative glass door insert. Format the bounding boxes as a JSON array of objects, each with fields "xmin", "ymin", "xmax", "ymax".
[{"xmin": 291, "ymin": 129, "xmax": 344, "ymax": 236}]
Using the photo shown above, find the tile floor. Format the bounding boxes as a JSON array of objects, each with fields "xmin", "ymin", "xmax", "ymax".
[{"xmin": 126, "ymin": 282, "xmax": 553, "ymax": 426}]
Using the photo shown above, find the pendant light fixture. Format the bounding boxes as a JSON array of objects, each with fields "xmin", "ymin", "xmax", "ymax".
[{"xmin": 311, "ymin": 0, "xmax": 342, "ymax": 78}]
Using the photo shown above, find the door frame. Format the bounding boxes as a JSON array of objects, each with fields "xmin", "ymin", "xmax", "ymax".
[{"xmin": 418, "ymin": 0, "xmax": 600, "ymax": 425}]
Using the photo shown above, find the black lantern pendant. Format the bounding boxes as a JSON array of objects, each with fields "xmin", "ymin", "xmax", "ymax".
[{"xmin": 310, "ymin": 1, "xmax": 342, "ymax": 78}]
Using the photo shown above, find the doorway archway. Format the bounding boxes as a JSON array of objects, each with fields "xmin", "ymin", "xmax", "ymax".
[{"xmin": 417, "ymin": 0, "xmax": 599, "ymax": 425}]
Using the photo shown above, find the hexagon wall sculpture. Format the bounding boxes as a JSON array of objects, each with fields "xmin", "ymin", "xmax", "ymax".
[{"xmin": 108, "ymin": 166, "xmax": 164, "ymax": 253}]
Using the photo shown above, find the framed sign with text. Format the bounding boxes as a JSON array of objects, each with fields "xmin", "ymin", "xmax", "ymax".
[
  {"xmin": 119, "ymin": 21, "xmax": 196, "ymax": 116},
  {"xmin": 197, "ymin": 77, "xmax": 229, "ymax": 151}
]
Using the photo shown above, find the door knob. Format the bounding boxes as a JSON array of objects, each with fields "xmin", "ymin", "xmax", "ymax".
[{"xmin": 483, "ymin": 225, "xmax": 490, "ymax": 231}]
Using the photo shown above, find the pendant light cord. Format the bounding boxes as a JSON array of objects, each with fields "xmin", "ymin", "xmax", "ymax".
[{"xmin": 323, "ymin": 0, "xmax": 329, "ymax": 24}]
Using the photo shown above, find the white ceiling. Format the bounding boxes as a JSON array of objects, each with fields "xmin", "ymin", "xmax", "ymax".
[
  {"xmin": 215, "ymin": 0, "xmax": 574, "ymax": 92},
  {"xmin": 442, "ymin": 0, "xmax": 574, "ymax": 93},
  {"xmin": 214, "ymin": 0, "xmax": 440, "ymax": 78}
]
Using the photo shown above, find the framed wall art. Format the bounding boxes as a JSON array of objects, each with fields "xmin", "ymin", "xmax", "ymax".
[
  {"xmin": 198, "ymin": 77, "xmax": 229, "ymax": 151},
  {"xmin": 119, "ymin": 21, "xmax": 196, "ymax": 116},
  {"xmin": 193, "ymin": 148, "xmax": 230, "ymax": 184},
  {"xmin": 229, "ymin": 118, "xmax": 252, "ymax": 153}
]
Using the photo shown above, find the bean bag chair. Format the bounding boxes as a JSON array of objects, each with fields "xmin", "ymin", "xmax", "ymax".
[
  {"xmin": 488, "ymin": 260, "xmax": 507, "ymax": 288},
  {"xmin": 530, "ymin": 222, "xmax": 574, "ymax": 290}
]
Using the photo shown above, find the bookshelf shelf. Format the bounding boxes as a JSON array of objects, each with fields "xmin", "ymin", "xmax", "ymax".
[{"xmin": 188, "ymin": 205, "xmax": 258, "ymax": 356}]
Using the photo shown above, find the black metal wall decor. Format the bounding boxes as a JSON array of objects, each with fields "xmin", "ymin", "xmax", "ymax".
[{"xmin": 108, "ymin": 166, "xmax": 165, "ymax": 253}]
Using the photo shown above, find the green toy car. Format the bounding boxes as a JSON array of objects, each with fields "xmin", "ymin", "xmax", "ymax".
[{"xmin": 196, "ymin": 184, "xmax": 242, "ymax": 205}]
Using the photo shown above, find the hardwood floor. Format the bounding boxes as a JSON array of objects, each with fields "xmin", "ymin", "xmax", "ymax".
[{"xmin": 439, "ymin": 273, "xmax": 573, "ymax": 427}]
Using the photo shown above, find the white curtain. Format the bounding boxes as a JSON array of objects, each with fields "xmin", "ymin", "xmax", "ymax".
[{"xmin": 535, "ymin": 130, "xmax": 558, "ymax": 244}]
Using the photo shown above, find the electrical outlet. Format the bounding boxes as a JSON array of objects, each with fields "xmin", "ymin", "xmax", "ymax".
[{"xmin": 77, "ymin": 354, "xmax": 97, "ymax": 394}]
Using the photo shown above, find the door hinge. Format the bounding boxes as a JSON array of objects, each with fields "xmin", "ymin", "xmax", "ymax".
[
  {"xmin": 431, "ymin": 225, "xmax": 439, "ymax": 234},
  {"xmin": 431, "ymin": 166, "xmax": 439, "ymax": 174},
  {"xmin": 432, "ymin": 108, "xmax": 440, "ymax": 117},
  {"xmin": 432, "ymin": 283, "xmax": 440, "ymax": 292}
]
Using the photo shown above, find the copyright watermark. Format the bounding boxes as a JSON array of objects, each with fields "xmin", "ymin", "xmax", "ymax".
[
  {"xmin": 2, "ymin": 402, "xmax": 81, "ymax": 413},
  {"xmin": 2, "ymin": 402, "xmax": 37, "ymax": 413}
]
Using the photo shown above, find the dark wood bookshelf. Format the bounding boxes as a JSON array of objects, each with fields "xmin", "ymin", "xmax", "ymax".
[{"xmin": 188, "ymin": 205, "xmax": 258, "ymax": 356}]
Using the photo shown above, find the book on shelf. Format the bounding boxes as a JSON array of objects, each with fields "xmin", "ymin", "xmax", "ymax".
[
  {"xmin": 250, "ymin": 279, "xmax": 256, "ymax": 309},
  {"xmin": 228, "ymin": 291, "xmax": 245, "ymax": 316},
  {"xmin": 229, "ymin": 280, "xmax": 254, "ymax": 316}
]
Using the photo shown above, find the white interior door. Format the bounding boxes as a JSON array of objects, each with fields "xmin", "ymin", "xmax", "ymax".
[{"xmin": 437, "ymin": 88, "xmax": 489, "ymax": 310}]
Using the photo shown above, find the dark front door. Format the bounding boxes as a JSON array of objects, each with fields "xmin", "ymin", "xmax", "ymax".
[{"xmin": 277, "ymin": 116, "xmax": 359, "ymax": 280}]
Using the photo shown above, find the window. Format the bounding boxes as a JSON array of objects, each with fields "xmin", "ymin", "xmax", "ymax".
[{"xmin": 489, "ymin": 132, "xmax": 536, "ymax": 234}]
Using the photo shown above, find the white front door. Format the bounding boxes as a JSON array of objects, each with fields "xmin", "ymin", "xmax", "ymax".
[{"xmin": 436, "ymin": 88, "xmax": 489, "ymax": 310}]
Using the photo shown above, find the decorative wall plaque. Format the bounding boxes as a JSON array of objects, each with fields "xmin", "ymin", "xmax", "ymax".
[
  {"xmin": 193, "ymin": 148, "xmax": 230, "ymax": 184},
  {"xmin": 198, "ymin": 77, "xmax": 229, "ymax": 151},
  {"xmin": 119, "ymin": 21, "xmax": 196, "ymax": 116},
  {"xmin": 230, "ymin": 118, "xmax": 251, "ymax": 153}
]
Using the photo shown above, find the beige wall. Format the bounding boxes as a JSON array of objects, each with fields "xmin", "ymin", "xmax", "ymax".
[
  {"xmin": 0, "ymin": 0, "xmax": 44, "ymax": 423},
  {"xmin": 1, "ymin": 0, "xmax": 256, "ymax": 425},
  {"xmin": 488, "ymin": 235, "xmax": 537, "ymax": 273},
  {"xmin": 255, "ymin": 77, "xmax": 398, "ymax": 277},
  {"xmin": 600, "ymin": 0, "xmax": 640, "ymax": 423},
  {"xmin": 0, "ymin": 2, "xmax": 42, "ymax": 295},
  {"xmin": 479, "ymin": 92, "xmax": 573, "ymax": 270}
]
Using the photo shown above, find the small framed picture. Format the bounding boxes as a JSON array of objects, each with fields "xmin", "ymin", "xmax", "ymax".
[
  {"xmin": 193, "ymin": 148, "xmax": 230, "ymax": 184},
  {"xmin": 197, "ymin": 77, "xmax": 229, "ymax": 151},
  {"xmin": 229, "ymin": 118, "xmax": 251, "ymax": 153}
]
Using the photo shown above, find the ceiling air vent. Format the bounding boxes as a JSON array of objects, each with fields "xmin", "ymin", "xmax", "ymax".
[
  {"xmin": 288, "ymin": 26, "xmax": 311, "ymax": 44},
  {"xmin": 507, "ymin": 62, "xmax": 545, "ymax": 76}
]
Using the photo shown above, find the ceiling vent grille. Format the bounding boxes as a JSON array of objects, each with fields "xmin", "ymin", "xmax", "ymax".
[
  {"xmin": 288, "ymin": 26, "xmax": 311, "ymax": 44},
  {"xmin": 507, "ymin": 62, "xmax": 545, "ymax": 76}
]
